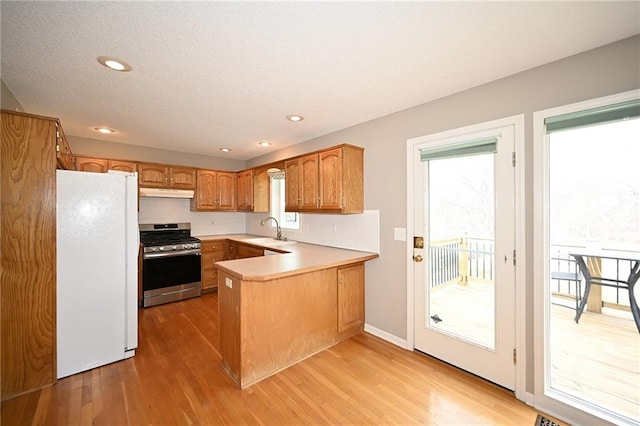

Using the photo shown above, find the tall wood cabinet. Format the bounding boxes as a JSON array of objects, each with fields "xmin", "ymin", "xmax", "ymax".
[
  {"xmin": 285, "ymin": 145, "xmax": 363, "ymax": 213},
  {"xmin": 1, "ymin": 110, "xmax": 60, "ymax": 399},
  {"xmin": 190, "ymin": 170, "xmax": 236, "ymax": 211}
]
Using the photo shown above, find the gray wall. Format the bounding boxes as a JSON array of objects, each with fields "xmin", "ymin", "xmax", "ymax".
[
  {"xmin": 1, "ymin": 79, "xmax": 24, "ymax": 112},
  {"xmin": 248, "ymin": 35, "xmax": 640, "ymax": 391}
]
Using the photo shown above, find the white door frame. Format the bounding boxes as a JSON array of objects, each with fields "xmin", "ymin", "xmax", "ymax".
[{"xmin": 406, "ymin": 114, "xmax": 527, "ymax": 401}]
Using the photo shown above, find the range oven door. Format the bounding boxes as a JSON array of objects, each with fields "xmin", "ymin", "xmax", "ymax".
[{"xmin": 142, "ymin": 250, "xmax": 202, "ymax": 307}]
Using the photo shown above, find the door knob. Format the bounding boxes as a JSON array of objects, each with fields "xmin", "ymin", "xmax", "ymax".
[{"xmin": 413, "ymin": 255, "xmax": 423, "ymax": 263}]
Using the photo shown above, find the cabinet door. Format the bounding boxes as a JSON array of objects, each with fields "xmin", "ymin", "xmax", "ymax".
[
  {"xmin": 300, "ymin": 153, "xmax": 319, "ymax": 210},
  {"xmin": 108, "ymin": 160, "xmax": 137, "ymax": 173},
  {"xmin": 138, "ymin": 163, "xmax": 169, "ymax": 187},
  {"xmin": 169, "ymin": 167, "xmax": 196, "ymax": 190},
  {"xmin": 284, "ymin": 159, "xmax": 301, "ymax": 211},
  {"xmin": 318, "ymin": 148, "xmax": 343, "ymax": 211},
  {"xmin": 236, "ymin": 170, "xmax": 253, "ymax": 211},
  {"xmin": 227, "ymin": 241, "xmax": 238, "ymax": 260},
  {"xmin": 201, "ymin": 240, "xmax": 225, "ymax": 291},
  {"xmin": 192, "ymin": 170, "xmax": 217, "ymax": 210},
  {"xmin": 337, "ymin": 263, "xmax": 365, "ymax": 334},
  {"xmin": 76, "ymin": 157, "xmax": 109, "ymax": 173},
  {"xmin": 216, "ymin": 172, "xmax": 237, "ymax": 211}
]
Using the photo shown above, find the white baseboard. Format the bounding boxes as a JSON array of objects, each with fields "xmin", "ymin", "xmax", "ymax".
[
  {"xmin": 364, "ymin": 323, "xmax": 410, "ymax": 350},
  {"xmin": 521, "ymin": 391, "xmax": 535, "ymax": 406}
]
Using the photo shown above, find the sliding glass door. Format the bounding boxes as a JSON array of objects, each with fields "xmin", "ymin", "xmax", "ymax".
[{"xmin": 534, "ymin": 92, "xmax": 640, "ymax": 425}]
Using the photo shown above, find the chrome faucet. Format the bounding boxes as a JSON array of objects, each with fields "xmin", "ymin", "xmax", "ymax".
[{"xmin": 260, "ymin": 216, "xmax": 285, "ymax": 241}]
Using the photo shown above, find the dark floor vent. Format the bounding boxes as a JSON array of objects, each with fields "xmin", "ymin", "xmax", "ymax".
[{"xmin": 535, "ymin": 414, "xmax": 561, "ymax": 426}]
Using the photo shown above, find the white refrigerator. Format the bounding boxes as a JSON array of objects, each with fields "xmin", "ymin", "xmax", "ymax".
[{"xmin": 56, "ymin": 169, "xmax": 139, "ymax": 379}]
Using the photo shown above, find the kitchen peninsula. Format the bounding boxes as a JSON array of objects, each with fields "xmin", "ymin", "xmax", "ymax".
[{"xmin": 208, "ymin": 235, "xmax": 378, "ymax": 388}]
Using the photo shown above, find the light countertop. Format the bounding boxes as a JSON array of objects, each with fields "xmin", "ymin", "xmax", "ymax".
[{"xmin": 197, "ymin": 234, "xmax": 379, "ymax": 281}]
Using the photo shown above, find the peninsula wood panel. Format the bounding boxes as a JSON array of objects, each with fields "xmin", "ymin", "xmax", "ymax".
[
  {"xmin": 240, "ymin": 268, "xmax": 337, "ymax": 388},
  {"xmin": 1, "ymin": 111, "xmax": 57, "ymax": 399},
  {"xmin": 218, "ymin": 272, "xmax": 240, "ymax": 383}
]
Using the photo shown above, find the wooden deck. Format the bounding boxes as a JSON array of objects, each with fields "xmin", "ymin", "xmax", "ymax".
[{"xmin": 430, "ymin": 281, "xmax": 640, "ymax": 422}]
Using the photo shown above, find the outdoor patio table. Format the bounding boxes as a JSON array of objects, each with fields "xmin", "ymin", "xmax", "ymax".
[{"xmin": 569, "ymin": 250, "xmax": 640, "ymax": 333}]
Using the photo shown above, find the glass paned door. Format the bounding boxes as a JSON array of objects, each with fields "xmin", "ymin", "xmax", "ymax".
[
  {"xmin": 546, "ymin": 117, "xmax": 640, "ymax": 423},
  {"xmin": 412, "ymin": 122, "xmax": 516, "ymax": 390}
]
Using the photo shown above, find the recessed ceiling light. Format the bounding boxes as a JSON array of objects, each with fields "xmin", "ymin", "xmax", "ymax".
[
  {"xmin": 286, "ymin": 114, "xmax": 304, "ymax": 122},
  {"xmin": 97, "ymin": 56, "xmax": 132, "ymax": 72},
  {"xmin": 94, "ymin": 127, "xmax": 115, "ymax": 134},
  {"xmin": 219, "ymin": 148, "xmax": 232, "ymax": 153},
  {"xmin": 258, "ymin": 141, "xmax": 272, "ymax": 147}
]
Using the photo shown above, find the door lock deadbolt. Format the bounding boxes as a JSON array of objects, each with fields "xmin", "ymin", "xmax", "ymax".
[
  {"xmin": 414, "ymin": 236, "xmax": 424, "ymax": 249},
  {"xmin": 413, "ymin": 255, "xmax": 423, "ymax": 263}
]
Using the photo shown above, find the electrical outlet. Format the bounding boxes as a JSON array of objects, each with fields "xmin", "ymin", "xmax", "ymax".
[{"xmin": 225, "ymin": 277, "xmax": 232, "ymax": 288}]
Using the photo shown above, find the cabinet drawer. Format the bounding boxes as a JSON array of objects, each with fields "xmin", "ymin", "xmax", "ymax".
[{"xmin": 201, "ymin": 240, "xmax": 226, "ymax": 257}]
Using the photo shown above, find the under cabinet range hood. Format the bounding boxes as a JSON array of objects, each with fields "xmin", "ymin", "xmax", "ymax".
[{"xmin": 139, "ymin": 187, "xmax": 194, "ymax": 199}]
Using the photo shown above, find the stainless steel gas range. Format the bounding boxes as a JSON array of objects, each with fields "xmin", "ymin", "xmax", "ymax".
[{"xmin": 139, "ymin": 223, "xmax": 202, "ymax": 307}]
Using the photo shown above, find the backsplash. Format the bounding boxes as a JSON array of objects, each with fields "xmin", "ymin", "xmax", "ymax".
[
  {"xmin": 138, "ymin": 198, "xmax": 246, "ymax": 236},
  {"xmin": 138, "ymin": 197, "xmax": 380, "ymax": 253},
  {"xmin": 246, "ymin": 210, "xmax": 379, "ymax": 253}
]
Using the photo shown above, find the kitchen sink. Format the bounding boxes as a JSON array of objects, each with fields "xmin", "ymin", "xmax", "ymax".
[{"xmin": 244, "ymin": 237, "xmax": 297, "ymax": 246}]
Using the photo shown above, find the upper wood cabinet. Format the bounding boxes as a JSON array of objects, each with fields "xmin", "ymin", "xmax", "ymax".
[
  {"xmin": 236, "ymin": 170, "xmax": 253, "ymax": 211},
  {"xmin": 190, "ymin": 170, "xmax": 236, "ymax": 211},
  {"xmin": 76, "ymin": 157, "xmax": 108, "ymax": 173},
  {"xmin": 236, "ymin": 169, "xmax": 270, "ymax": 213},
  {"xmin": 108, "ymin": 159, "xmax": 137, "ymax": 173},
  {"xmin": 75, "ymin": 156, "xmax": 137, "ymax": 174},
  {"xmin": 285, "ymin": 145, "xmax": 363, "ymax": 214},
  {"xmin": 285, "ymin": 153, "xmax": 319, "ymax": 212},
  {"xmin": 138, "ymin": 163, "xmax": 196, "ymax": 189},
  {"xmin": 1, "ymin": 110, "xmax": 58, "ymax": 399}
]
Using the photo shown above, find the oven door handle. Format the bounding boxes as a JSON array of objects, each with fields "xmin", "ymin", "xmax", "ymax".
[{"xmin": 143, "ymin": 249, "xmax": 202, "ymax": 259}]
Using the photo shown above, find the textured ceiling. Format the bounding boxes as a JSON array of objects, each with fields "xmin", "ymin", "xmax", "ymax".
[{"xmin": 1, "ymin": 1, "xmax": 639, "ymax": 160}]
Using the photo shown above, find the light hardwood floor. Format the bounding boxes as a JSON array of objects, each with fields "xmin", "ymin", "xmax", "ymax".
[{"xmin": 1, "ymin": 292, "xmax": 546, "ymax": 425}]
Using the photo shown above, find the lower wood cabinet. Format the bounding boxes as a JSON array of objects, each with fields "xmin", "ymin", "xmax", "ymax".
[
  {"xmin": 201, "ymin": 239, "xmax": 226, "ymax": 292},
  {"xmin": 337, "ymin": 263, "xmax": 365, "ymax": 335},
  {"xmin": 226, "ymin": 241, "xmax": 263, "ymax": 260},
  {"xmin": 237, "ymin": 243, "xmax": 264, "ymax": 259}
]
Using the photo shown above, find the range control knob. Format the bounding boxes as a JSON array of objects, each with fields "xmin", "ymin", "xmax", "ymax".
[
  {"xmin": 159, "ymin": 246, "xmax": 165, "ymax": 251},
  {"xmin": 172, "ymin": 245, "xmax": 177, "ymax": 250},
  {"xmin": 184, "ymin": 244, "xmax": 192, "ymax": 249}
]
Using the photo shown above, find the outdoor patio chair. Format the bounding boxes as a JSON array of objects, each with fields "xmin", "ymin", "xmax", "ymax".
[{"xmin": 551, "ymin": 257, "xmax": 583, "ymax": 313}]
